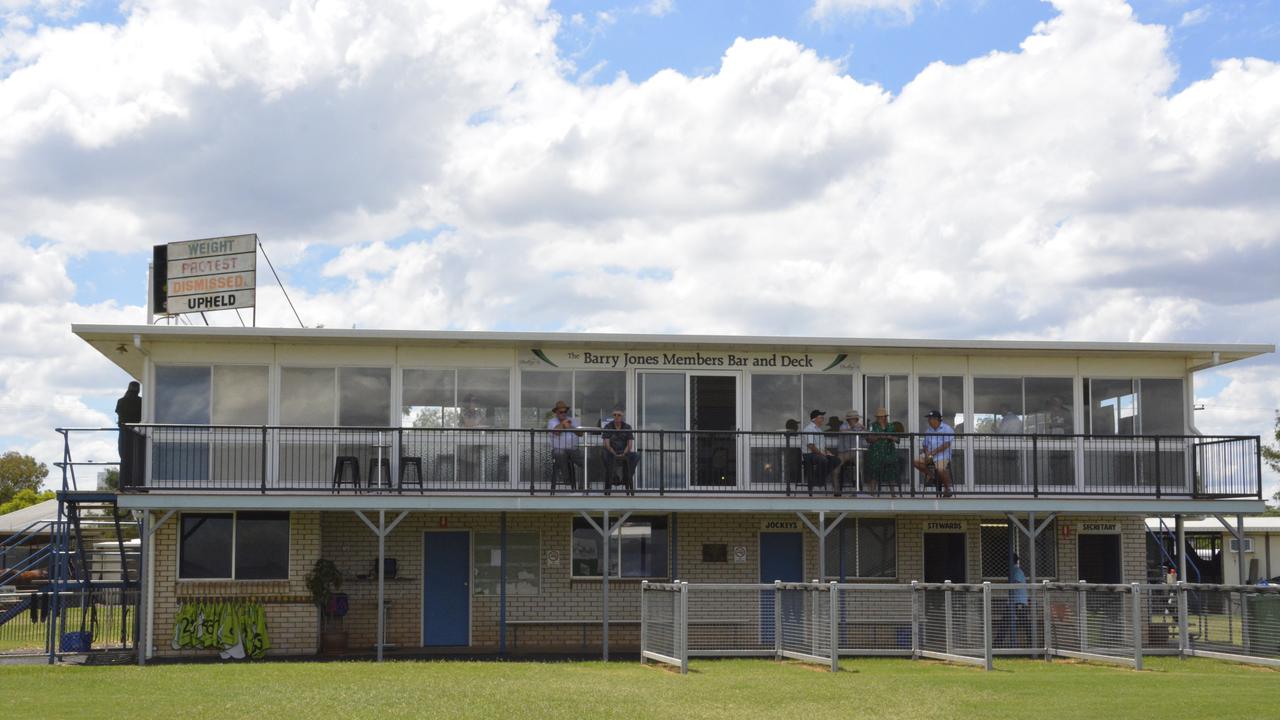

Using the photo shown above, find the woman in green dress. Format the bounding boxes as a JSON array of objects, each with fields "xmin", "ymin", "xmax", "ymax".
[{"xmin": 867, "ymin": 408, "xmax": 898, "ymax": 495}]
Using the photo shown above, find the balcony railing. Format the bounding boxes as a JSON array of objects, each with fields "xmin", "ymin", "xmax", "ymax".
[{"xmin": 98, "ymin": 425, "xmax": 1263, "ymax": 499}]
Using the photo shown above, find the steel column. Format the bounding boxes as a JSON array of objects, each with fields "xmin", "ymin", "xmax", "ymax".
[{"xmin": 1176, "ymin": 515, "xmax": 1186, "ymax": 581}]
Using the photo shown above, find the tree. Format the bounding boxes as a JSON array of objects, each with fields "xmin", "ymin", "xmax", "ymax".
[
  {"xmin": 0, "ymin": 487, "xmax": 56, "ymax": 516},
  {"xmin": 0, "ymin": 451, "xmax": 48, "ymax": 504},
  {"xmin": 1264, "ymin": 412, "xmax": 1280, "ymax": 516}
]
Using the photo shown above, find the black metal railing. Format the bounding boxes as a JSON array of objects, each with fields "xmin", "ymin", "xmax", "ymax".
[{"xmin": 101, "ymin": 425, "xmax": 1260, "ymax": 499}]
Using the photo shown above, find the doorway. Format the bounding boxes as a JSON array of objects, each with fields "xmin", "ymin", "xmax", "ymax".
[
  {"xmin": 924, "ymin": 532, "xmax": 967, "ymax": 583},
  {"xmin": 759, "ymin": 532, "xmax": 804, "ymax": 644},
  {"xmin": 636, "ymin": 372, "xmax": 740, "ymax": 489},
  {"xmin": 1077, "ymin": 534, "xmax": 1123, "ymax": 583}
]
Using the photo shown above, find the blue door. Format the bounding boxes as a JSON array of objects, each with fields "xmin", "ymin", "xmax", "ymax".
[
  {"xmin": 760, "ymin": 532, "xmax": 804, "ymax": 644},
  {"xmin": 423, "ymin": 531, "xmax": 470, "ymax": 646}
]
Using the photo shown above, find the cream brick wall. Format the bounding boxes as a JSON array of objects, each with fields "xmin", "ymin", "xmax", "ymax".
[
  {"xmin": 147, "ymin": 509, "xmax": 1151, "ymax": 656},
  {"xmin": 150, "ymin": 511, "xmax": 321, "ymax": 658}
]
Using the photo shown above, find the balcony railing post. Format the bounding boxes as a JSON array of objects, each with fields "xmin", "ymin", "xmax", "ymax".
[
  {"xmin": 1031, "ymin": 434, "xmax": 1039, "ymax": 497},
  {"xmin": 1153, "ymin": 436, "xmax": 1161, "ymax": 499},
  {"xmin": 659, "ymin": 431, "xmax": 666, "ymax": 496},
  {"xmin": 260, "ymin": 426, "xmax": 268, "ymax": 494},
  {"xmin": 529, "ymin": 429, "xmax": 536, "ymax": 495}
]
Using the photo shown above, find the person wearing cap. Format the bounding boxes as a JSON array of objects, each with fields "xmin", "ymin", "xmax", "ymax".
[
  {"xmin": 601, "ymin": 406, "xmax": 638, "ymax": 494},
  {"xmin": 547, "ymin": 400, "xmax": 583, "ymax": 489},
  {"xmin": 867, "ymin": 408, "xmax": 898, "ymax": 495},
  {"xmin": 801, "ymin": 409, "xmax": 840, "ymax": 494},
  {"xmin": 914, "ymin": 410, "xmax": 955, "ymax": 496},
  {"xmin": 835, "ymin": 410, "xmax": 864, "ymax": 492}
]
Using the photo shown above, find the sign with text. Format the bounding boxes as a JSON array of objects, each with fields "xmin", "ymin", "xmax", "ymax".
[
  {"xmin": 1078, "ymin": 522, "xmax": 1120, "ymax": 534},
  {"xmin": 925, "ymin": 521, "xmax": 964, "ymax": 532},
  {"xmin": 157, "ymin": 234, "xmax": 257, "ymax": 315},
  {"xmin": 524, "ymin": 348, "xmax": 855, "ymax": 372}
]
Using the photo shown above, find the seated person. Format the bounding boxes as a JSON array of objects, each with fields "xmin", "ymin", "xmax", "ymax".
[
  {"xmin": 802, "ymin": 409, "xmax": 840, "ymax": 492},
  {"xmin": 601, "ymin": 406, "xmax": 639, "ymax": 490},
  {"xmin": 547, "ymin": 400, "xmax": 583, "ymax": 487},
  {"xmin": 913, "ymin": 410, "xmax": 955, "ymax": 496}
]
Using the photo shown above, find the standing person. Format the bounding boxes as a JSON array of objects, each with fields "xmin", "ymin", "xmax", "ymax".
[
  {"xmin": 867, "ymin": 408, "xmax": 897, "ymax": 495},
  {"xmin": 1009, "ymin": 553, "xmax": 1031, "ymax": 648},
  {"xmin": 913, "ymin": 410, "xmax": 955, "ymax": 496},
  {"xmin": 115, "ymin": 381, "xmax": 142, "ymax": 487},
  {"xmin": 801, "ymin": 410, "xmax": 840, "ymax": 494},
  {"xmin": 547, "ymin": 400, "xmax": 583, "ymax": 490},
  {"xmin": 601, "ymin": 406, "xmax": 638, "ymax": 495}
]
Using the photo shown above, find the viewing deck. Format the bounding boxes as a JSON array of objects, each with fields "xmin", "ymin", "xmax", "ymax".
[{"xmin": 89, "ymin": 426, "xmax": 1262, "ymax": 500}]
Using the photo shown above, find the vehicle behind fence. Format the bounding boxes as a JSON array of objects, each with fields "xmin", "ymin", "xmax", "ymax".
[
  {"xmin": 640, "ymin": 580, "xmax": 1280, "ymax": 674},
  {"xmin": 0, "ymin": 588, "xmax": 137, "ymax": 658}
]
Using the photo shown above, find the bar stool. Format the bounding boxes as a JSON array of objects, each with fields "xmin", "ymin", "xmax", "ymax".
[
  {"xmin": 332, "ymin": 456, "xmax": 361, "ymax": 493},
  {"xmin": 399, "ymin": 457, "xmax": 424, "ymax": 492},
  {"xmin": 368, "ymin": 457, "xmax": 392, "ymax": 490}
]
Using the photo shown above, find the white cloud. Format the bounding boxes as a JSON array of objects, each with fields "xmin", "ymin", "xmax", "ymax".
[
  {"xmin": 1179, "ymin": 7, "xmax": 1210, "ymax": 28},
  {"xmin": 639, "ymin": 0, "xmax": 675, "ymax": 18},
  {"xmin": 809, "ymin": 0, "xmax": 923, "ymax": 23},
  {"xmin": 0, "ymin": 0, "xmax": 1279, "ymax": 490}
]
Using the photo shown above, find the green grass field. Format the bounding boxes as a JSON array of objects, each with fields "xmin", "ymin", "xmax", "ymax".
[{"xmin": 0, "ymin": 657, "xmax": 1274, "ymax": 719}]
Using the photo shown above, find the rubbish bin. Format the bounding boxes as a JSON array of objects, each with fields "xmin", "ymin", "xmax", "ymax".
[{"xmin": 1244, "ymin": 594, "xmax": 1280, "ymax": 654}]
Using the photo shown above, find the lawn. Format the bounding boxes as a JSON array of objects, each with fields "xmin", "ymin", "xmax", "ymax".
[{"xmin": 0, "ymin": 656, "xmax": 1273, "ymax": 719}]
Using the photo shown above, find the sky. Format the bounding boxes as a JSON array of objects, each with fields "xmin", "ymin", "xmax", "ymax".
[{"xmin": 0, "ymin": 0, "xmax": 1277, "ymax": 497}]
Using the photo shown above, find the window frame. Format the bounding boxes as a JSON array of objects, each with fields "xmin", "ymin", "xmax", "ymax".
[
  {"xmin": 1083, "ymin": 377, "xmax": 1187, "ymax": 436},
  {"xmin": 473, "ymin": 531, "xmax": 541, "ymax": 596},
  {"xmin": 570, "ymin": 515, "xmax": 670, "ymax": 580},
  {"xmin": 177, "ymin": 511, "xmax": 291, "ymax": 581},
  {"xmin": 822, "ymin": 517, "xmax": 898, "ymax": 581},
  {"xmin": 280, "ymin": 365, "xmax": 394, "ymax": 427},
  {"xmin": 401, "ymin": 366, "xmax": 514, "ymax": 429}
]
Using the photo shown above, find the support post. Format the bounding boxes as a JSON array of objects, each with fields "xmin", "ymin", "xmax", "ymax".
[
  {"xmin": 982, "ymin": 582, "xmax": 993, "ymax": 671},
  {"xmin": 1042, "ymin": 581, "xmax": 1052, "ymax": 661},
  {"xmin": 603, "ymin": 509, "xmax": 610, "ymax": 661},
  {"xmin": 1176, "ymin": 515, "xmax": 1186, "ymax": 581},
  {"xmin": 639, "ymin": 581, "xmax": 648, "ymax": 664},
  {"xmin": 1077, "ymin": 581, "xmax": 1087, "ymax": 654},
  {"xmin": 377, "ymin": 509, "xmax": 385, "ymax": 662},
  {"xmin": 1131, "ymin": 583, "xmax": 1143, "ymax": 670},
  {"xmin": 910, "ymin": 581, "xmax": 920, "ymax": 658},
  {"xmin": 136, "ymin": 510, "xmax": 148, "ymax": 666},
  {"xmin": 499, "ymin": 511, "xmax": 507, "ymax": 657},
  {"xmin": 944, "ymin": 580, "xmax": 954, "ymax": 656},
  {"xmin": 1236, "ymin": 514, "xmax": 1247, "ymax": 585},
  {"xmin": 679, "ymin": 581, "xmax": 689, "ymax": 674},
  {"xmin": 774, "ymin": 580, "xmax": 782, "ymax": 659},
  {"xmin": 1177, "ymin": 581, "xmax": 1189, "ymax": 660}
]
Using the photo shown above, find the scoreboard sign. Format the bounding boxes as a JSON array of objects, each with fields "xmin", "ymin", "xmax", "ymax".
[{"xmin": 153, "ymin": 234, "xmax": 257, "ymax": 315}]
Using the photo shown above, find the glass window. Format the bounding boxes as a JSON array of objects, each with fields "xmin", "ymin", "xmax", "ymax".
[
  {"xmin": 338, "ymin": 367, "xmax": 391, "ymax": 426},
  {"xmin": 802, "ymin": 374, "xmax": 853, "ymax": 418},
  {"xmin": 638, "ymin": 373, "xmax": 686, "ymax": 430},
  {"xmin": 457, "ymin": 369, "xmax": 510, "ymax": 428},
  {"xmin": 155, "ymin": 366, "xmax": 212, "ymax": 424},
  {"xmin": 1139, "ymin": 379, "xmax": 1185, "ymax": 435},
  {"xmin": 179, "ymin": 513, "xmax": 233, "ymax": 578},
  {"xmin": 1024, "ymin": 378, "xmax": 1073, "ymax": 434},
  {"xmin": 823, "ymin": 518, "xmax": 896, "ymax": 579},
  {"xmin": 521, "ymin": 370, "xmax": 572, "ymax": 429},
  {"xmin": 281, "ymin": 367, "xmax": 335, "ymax": 425},
  {"xmin": 402, "ymin": 368, "xmax": 456, "ymax": 428},
  {"xmin": 571, "ymin": 515, "xmax": 668, "ymax": 578},
  {"xmin": 917, "ymin": 376, "xmax": 964, "ymax": 432},
  {"xmin": 234, "ymin": 512, "xmax": 289, "ymax": 579},
  {"xmin": 1086, "ymin": 378, "xmax": 1135, "ymax": 435},
  {"xmin": 575, "ymin": 371, "xmax": 626, "ymax": 428},
  {"xmin": 212, "ymin": 366, "xmax": 269, "ymax": 425},
  {"xmin": 973, "ymin": 378, "xmax": 1020, "ymax": 434},
  {"xmin": 864, "ymin": 375, "xmax": 908, "ymax": 427},
  {"xmin": 179, "ymin": 512, "xmax": 290, "ymax": 580},
  {"xmin": 751, "ymin": 374, "xmax": 800, "ymax": 431},
  {"xmin": 473, "ymin": 532, "xmax": 540, "ymax": 596}
]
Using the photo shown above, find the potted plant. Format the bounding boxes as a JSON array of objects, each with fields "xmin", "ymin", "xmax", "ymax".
[{"xmin": 305, "ymin": 559, "xmax": 348, "ymax": 653}]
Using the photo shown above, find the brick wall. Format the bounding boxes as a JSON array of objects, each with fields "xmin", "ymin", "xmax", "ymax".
[{"xmin": 150, "ymin": 511, "xmax": 321, "ymax": 658}]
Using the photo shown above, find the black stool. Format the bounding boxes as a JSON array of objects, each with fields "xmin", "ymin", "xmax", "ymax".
[
  {"xmin": 332, "ymin": 456, "xmax": 361, "ymax": 493},
  {"xmin": 367, "ymin": 457, "xmax": 392, "ymax": 489},
  {"xmin": 399, "ymin": 457, "xmax": 424, "ymax": 492}
]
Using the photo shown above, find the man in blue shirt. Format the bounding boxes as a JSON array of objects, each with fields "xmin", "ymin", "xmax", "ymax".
[
  {"xmin": 913, "ymin": 410, "xmax": 954, "ymax": 496},
  {"xmin": 548, "ymin": 400, "xmax": 583, "ymax": 490},
  {"xmin": 1009, "ymin": 553, "xmax": 1030, "ymax": 648}
]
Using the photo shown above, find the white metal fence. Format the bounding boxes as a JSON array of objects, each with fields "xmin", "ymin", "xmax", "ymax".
[{"xmin": 640, "ymin": 580, "xmax": 1280, "ymax": 673}]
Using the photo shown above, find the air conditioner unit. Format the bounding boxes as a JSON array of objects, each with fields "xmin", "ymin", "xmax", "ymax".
[{"xmin": 1228, "ymin": 537, "xmax": 1253, "ymax": 553}]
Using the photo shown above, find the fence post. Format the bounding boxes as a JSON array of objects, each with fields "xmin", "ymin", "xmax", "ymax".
[
  {"xmin": 774, "ymin": 580, "xmax": 783, "ymax": 660},
  {"xmin": 1131, "ymin": 583, "xmax": 1143, "ymax": 670},
  {"xmin": 910, "ymin": 581, "xmax": 920, "ymax": 659},
  {"xmin": 639, "ymin": 581, "xmax": 648, "ymax": 665},
  {"xmin": 1176, "ymin": 581, "xmax": 1188, "ymax": 660},
  {"xmin": 679, "ymin": 582, "xmax": 689, "ymax": 674},
  {"xmin": 1042, "ymin": 581, "xmax": 1052, "ymax": 661},
  {"xmin": 811, "ymin": 582, "xmax": 820, "ymax": 658},
  {"xmin": 944, "ymin": 580, "xmax": 953, "ymax": 656},
  {"xmin": 1077, "ymin": 581, "xmax": 1087, "ymax": 655},
  {"xmin": 982, "ymin": 582, "xmax": 993, "ymax": 671},
  {"xmin": 829, "ymin": 582, "xmax": 840, "ymax": 672}
]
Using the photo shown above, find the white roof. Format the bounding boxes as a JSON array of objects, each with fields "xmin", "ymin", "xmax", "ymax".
[
  {"xmin": 1146, "ymin": 516, "xmax": 1280, "ymax": 533},
  {"xmin": 0, "ymin": 499, "xmax": 59, "ymax": 535}
]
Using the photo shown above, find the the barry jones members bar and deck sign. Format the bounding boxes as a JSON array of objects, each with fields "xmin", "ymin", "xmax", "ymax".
[
  {"xmin": 523, "ymin": 348, "xmax": 856, "ymax": 371},
  {"xmin": 152, "ymin": 234, "xmax": 256, "ymax": 315}
]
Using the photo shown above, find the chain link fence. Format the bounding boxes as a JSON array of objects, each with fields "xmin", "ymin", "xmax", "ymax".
[
  {"xmin": 640, "ymin": 581, "xmax": 1280, "ymax": 673},
  {"xmin": 0, "ymin": 588, "xmax": 138, "ymax": 658}
]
